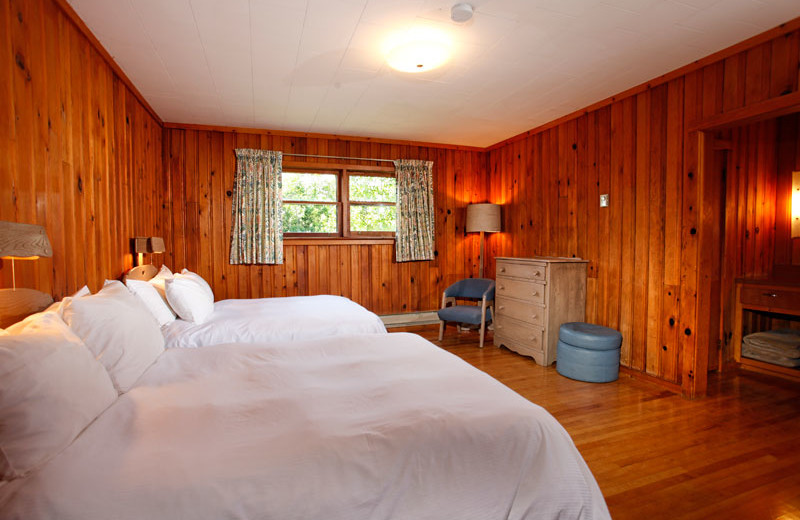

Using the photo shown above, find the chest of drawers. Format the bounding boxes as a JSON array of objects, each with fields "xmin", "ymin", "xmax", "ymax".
[{"xmin": 494, "ymin": 257, "xmax": 588, "ymax": 366}]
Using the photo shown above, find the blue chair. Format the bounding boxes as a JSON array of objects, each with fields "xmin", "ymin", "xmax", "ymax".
[{"xmin": 437, "ymin": 278, "xmax": 495, "ymax": 348}]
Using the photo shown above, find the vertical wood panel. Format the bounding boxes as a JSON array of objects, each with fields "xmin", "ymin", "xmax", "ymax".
[
  {"xmin": 488, "ymin": 26, "xmax": 800, "ymax": 396},
  {"xmin": 0, "ymin": 0, "xmax": 165, "ymax": 297}
]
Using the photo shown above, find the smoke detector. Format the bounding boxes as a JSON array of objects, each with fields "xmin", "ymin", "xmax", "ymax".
[{"xmin": 451, "ymin": 3, "xmax": 474, "ymax": 23}]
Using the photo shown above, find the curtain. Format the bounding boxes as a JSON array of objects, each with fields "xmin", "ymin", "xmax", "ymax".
[
  {"xmin": 229, "ymin": 149, "xmax": 283, "ymax": 265},
  {"xmin": 394, "ymin": 159, "xmax": 435, "ymax": 262}
]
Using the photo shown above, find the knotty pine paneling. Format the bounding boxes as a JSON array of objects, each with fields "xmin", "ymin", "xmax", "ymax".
[
  {"xmin": 719, "ymin": 114, "xmax": 800, "ymax": 361},
  {"xmin": 164, "ymin": 127, "xmax": 487, "ymax": 315},
  {"xmin": 0, "ymin": 0, "xmax": 167, "ymax": 298},
  {"xmin": 487, "ymin": 26, "xmax": 800, "ymax": 395}
]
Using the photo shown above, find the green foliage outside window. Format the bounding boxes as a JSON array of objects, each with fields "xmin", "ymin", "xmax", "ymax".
[{"xmin": 282, "ymin": 171, "xmax": 396, "ymax": 234}]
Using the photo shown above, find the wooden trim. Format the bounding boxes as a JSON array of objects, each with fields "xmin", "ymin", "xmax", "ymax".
[
  {"xmin": 283, "ymin": 238, "xmax": 394, "ymax": 246},
  {"xmin": 486, "ymin": 16, "xmax": 800, "ymax": 151},
  {"xmin": 164, "ymin": 122, "xmax": 485, "ymax": 152},
  {"xmin": 51, "ymin": 0, "xmax": 163, "ymax": 125},
  {"xmin": 286, "ymin": 161, "xmax": 395, "ymax": 173},
  {"xmin": 689, "ymin": 90, "xmax": 800, "ymax": 131},
  {"xmin": 618, "ymin": 366, "xmax": 683, "ymax": 395},
  {"xmin": 738, "ymin": 359, "xmax": 800, "ymax": 381}
]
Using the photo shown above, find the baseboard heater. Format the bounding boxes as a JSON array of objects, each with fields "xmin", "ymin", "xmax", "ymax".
[{"xmin": 380, "ymin": 311, "xmax": 440, "ymax": 328}]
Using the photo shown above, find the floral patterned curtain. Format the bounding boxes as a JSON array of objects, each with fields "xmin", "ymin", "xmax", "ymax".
[
  {"xmin": 229, "ymin": 149, "xmax": 283, "ymax": 265},
  {"xmin": 394, "ymin": 159, "xmax": 435, "ymax": 262}
]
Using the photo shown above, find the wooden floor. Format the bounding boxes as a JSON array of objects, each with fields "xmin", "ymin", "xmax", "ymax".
[{"xmin": 397, "ymin": 325, "xmax": 800, "ymax": 520}]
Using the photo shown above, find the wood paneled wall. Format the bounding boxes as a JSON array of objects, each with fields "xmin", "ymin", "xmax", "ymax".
[
  {"xmin": 164, "ymin": 127, "xmax": 487, "ymax": 315},
  {"xmin": 0, "ymin": 0, "xmax": 167, "ymax": 297},
  {"xmin": 719, "ymin": 114, "xmax": 800, "ymax": 356},
  {"xmin": 486, "ymin": 25, "xmax": 800, "ymax": 394}
]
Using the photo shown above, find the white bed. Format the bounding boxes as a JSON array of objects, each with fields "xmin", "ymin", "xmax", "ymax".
[
  {"xmin": 124, "ymin": 266, "xmax": 387, "ymax": 348},
  {"xmin": 0, "ymin": 332, "xmax": 610, "ymax": 519},
  {"xmin": 162, "ymin": 294, "xmax": 387, "ymax": 348}
]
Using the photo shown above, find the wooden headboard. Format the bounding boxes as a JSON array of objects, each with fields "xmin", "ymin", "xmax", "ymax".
[
  {"xmin": 123, "ymin": 264, "xmax": 158, "ymax": 282},
  {"xmin": 0, "ymin": 288, "xmax": 54, "ymax": 329}
]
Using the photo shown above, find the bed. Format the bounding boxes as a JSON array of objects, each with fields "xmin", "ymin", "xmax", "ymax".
[
  {"xmin": 0, "ymin": 330, "xmax": 609, "ymax": 519},
  {"xmin": 124, "ymin": 265, "xmax": 387, "ymax": 348},
  {"xmin": 161, "ymin": 294, "xmax": 387, "ymax": 348}
]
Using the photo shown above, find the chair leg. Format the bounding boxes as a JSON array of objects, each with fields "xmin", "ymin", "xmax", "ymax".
[
  {"xmin": 438, "ymin": 321, "xmax": 445, "ymax": 341},
  {"xmin": 479, "ymin": 320, "xmax": 486, "ymax": 348}
]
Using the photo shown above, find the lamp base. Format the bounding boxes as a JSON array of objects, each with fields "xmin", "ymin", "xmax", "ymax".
[{"xmin": 0, "ymin": 288, "xmax": 54, "ymax": 328}]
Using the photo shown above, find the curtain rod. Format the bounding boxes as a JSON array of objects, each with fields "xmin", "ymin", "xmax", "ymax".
[{"xmin": 283, "ymin": 153, "xmax": 395, "ymax": 163}]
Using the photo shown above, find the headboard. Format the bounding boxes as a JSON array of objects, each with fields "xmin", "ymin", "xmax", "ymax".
[
  {"xmin": 123, "ymin": 264, "xmax": 158, "ymax": 282},
  {"xmin": 0, "ymin": 288, "xmax": 54, "ymax": 329}
]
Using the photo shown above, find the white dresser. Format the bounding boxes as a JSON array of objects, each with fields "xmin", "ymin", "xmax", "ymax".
[{"xmin": 493, "ymin": 257, "xmax": 588, "ymax": 366}]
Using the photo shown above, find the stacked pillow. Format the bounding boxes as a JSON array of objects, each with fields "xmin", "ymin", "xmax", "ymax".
[
  {"xmin": 61, "ymin": 280, "xmax": 165, "ymax": 393},
  {"xmin": 125, "ymin": 266, "xmax": 215, "ymax": 326},
  {"xmin": 0, "ymin": 267, "xmax": 214, "ymax": 481},
  {"xmin": 0, "ymin": 312, "xmax": 117, "ymax": 480}
]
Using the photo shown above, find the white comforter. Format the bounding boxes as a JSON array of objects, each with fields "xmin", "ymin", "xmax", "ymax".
[
  {"xmin": 0, "ymin": 333, "xmax": 609, "ymax": 520},
  {"xmin": 162, "ymin": 295, "xmax": 387, "ymax": 348}
]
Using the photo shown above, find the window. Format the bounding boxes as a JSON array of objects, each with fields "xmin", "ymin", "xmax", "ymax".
[{"xmin": 282, "ymin": 164, "xmax": 396, "ymax": 238}]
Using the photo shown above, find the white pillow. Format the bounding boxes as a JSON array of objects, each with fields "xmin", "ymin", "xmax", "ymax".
[
  {"xmin": 165, "ymin": 274, "xmax": 214, "ymax": 324},
  {"xmin": 43, "ymin": 285, "xmax": 91, "ymax": 315},
  {"xmin": 126, "ymin": 279, "xmax": 176, "ymax": 327},
  {"xmin": 61, "ymin": 280, "xmax": 165, "ymax": 393},
  {"xmin": 181, "ymin": 269, "xmax": 214, "ymax": 302},
  {"xmin": 0, "ymin": 312, "xmax": 116, "ymax": 480},
  {"xmin": 149, "ymin": 265, "xmax": 173, "ymax": 295}
]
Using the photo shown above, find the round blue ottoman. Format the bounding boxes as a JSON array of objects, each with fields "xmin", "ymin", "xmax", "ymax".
[{"xmin": 556, "ymin": 322, "xmax": 622, "ymax": 383}]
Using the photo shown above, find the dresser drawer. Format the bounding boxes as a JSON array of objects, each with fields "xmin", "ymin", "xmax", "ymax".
[
  {"xmin": 496, "ymin": 262, "xmax": 546, "ymax": 282},
  {"xmin": 740, "ymin": 285, "xmax": 800, "ymax": 312},
  {"xmin": 495, "ymin": 297, "xmax": 544, "ymax": 327},
  {"xmin": 496, "ymin": 278, "xmax": 545, "ymax": 304},
  {"xmin": 493, "ymin": 315, "xmax": 543, "ymax": 345}
]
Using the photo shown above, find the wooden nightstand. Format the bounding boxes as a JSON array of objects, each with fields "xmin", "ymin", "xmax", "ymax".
[{"xmin": 732, "ymin": 278, "xmax": 800, "ymax": 380}]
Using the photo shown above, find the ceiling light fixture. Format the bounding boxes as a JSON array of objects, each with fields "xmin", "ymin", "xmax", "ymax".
[{"xmin": 384, "ymin": 28, "xmax": 451, "ymax": 74}]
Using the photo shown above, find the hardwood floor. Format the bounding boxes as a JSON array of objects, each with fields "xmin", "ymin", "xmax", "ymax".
[{"xmin": 397, "ymin": 325, "xmax": 800, "ymax": 520}]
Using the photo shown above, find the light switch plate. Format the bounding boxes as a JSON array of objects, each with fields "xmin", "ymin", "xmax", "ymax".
[{"xmin": 600, "ymin": 194, "xmax": 609, "ymax": 207}]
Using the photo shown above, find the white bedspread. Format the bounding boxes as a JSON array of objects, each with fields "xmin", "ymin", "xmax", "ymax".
[
  {"xmin": 162, "ymin": 295, "xmax": 387, "ymax": 348},
  {"xmin": 0, "ymin": 333, "xmax": 609, "ymax": 520}
]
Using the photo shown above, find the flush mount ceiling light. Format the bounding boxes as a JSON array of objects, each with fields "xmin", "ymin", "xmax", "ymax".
[
  {"xmin": 450, "ymin": 3, "xmax": 474, "ymax": 23},
  {"xmin": 384, "ymin": 28, "xmax": 451, "ymax": 73}
]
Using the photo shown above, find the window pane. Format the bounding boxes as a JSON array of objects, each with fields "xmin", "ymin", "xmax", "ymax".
[
  {"xmin": 350, "ymin": 205, "xmax": 396, "ymax": 232},
  {"xmin": 283, "ymin": 172, "xmax": 337, "ymax": 202},
  {"xmin": 349, "ymin": 176, "xmax": 396, "ymax": 203},
  {"xmin": 283, "ymin": 203, "xmax": 337, "ymax": 233}
]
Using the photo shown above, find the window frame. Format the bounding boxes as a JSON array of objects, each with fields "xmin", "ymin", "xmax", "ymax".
[{"xmin": 282, "ymin": 162, "xmax": 396, "ymax": 239}]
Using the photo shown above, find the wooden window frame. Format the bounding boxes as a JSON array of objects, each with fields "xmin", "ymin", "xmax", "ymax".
[{"xmin": 283, "ymin": 162, "xmax": 396, "ymax": 239}]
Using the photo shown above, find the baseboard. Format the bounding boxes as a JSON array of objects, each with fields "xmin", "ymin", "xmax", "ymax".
[{"xmin": 380, "ymin": 311, "xmax": 440, "ymax": 328}]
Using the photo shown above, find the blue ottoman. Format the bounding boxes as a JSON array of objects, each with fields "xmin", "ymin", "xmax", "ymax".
[{"xmin": 556, "ymin": 322, "xmax": 622, "ymax": 383}]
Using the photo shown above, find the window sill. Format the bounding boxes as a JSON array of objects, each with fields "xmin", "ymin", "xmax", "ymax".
[{"xmin": 284, "ymin": 238, "xmax": 395, "ymax": 246}]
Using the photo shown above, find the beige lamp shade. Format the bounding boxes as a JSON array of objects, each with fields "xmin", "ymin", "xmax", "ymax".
[
  {"xmin": 133, "ymin": 237, "xmax": 166, "ymax": 254},
  {"xmin": 0, "ymin": 221, "xmax": 53, "ymax": 259},
  {"xmin": 466, "ymin": 203, "xmax": 501, "ymax": 233}
]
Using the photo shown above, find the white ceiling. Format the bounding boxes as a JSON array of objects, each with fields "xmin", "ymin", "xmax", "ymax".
[{"xmin": 68, "ymin": 0, "xmax": 800, "ymax": 147}]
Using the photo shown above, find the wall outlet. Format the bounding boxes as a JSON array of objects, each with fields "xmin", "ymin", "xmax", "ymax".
[{"xmin": 600, "ymin": 194, "xmax": 610, "ymax": 207}]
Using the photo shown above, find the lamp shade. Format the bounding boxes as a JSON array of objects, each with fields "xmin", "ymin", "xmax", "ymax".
[
  {"xmin": 134, "ymin": 237, "xmax": 166, "ymax": 254},
  {"xmin": 0, "ymin": 221, "xmax": 52, "ymax": 259},
  {"xmin": 466, "ymin": 203, "xmax": 501, "ymax": 233}
]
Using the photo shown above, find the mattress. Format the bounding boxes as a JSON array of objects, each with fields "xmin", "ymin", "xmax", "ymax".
[
  {"xmin": 0, "ymin": 333, "xmax": 609, "ymax": 520},
  {"xmin": 162, "ymin": 294, "xmax": 387, "ymax": 348}
]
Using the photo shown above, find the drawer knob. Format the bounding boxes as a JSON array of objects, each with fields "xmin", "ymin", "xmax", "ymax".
[
  {"xmin": 499, "ymin": 267, "xmax": 506, "ymax": 273},
  {"xmin": 498, "ymin": 305, "xmax": 505, "ymax": 310},
  {"xmin": 531, "ymin": 315, "xmax": 537, "ymax": 320},
  {"xmin": 762, "ymin": 292, "xmax": 778, "ymax": 298},
  {"xmin": 532, "ymin": 292, "xmax": 539, "ymax": 297},
  {"xmin": 499, "ymin": 285, "xmax": 505, "ymax": 290},
  {"xmin": 534, "ymin": 271, "xmax": 541, "ymax": 277}
]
